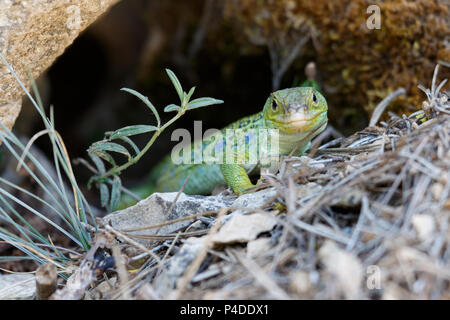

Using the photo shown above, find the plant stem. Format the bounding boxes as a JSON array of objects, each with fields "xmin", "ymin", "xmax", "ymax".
[{"xmin": 99, "ymin": 109, "xmax": 185, "ymax": 179}]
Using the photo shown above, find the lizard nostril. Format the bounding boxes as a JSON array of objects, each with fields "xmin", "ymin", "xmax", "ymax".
[
  {"xmin": 288, "ymin": 103, "xmax": 307, "ymax": 112},
  {"xmin": 298, "ymin": 104, "xmax": 308, "ymax": 112}
]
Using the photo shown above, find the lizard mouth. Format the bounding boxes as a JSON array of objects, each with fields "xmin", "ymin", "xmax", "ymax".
[{"xmin": 282, "ymin": 111, "xmax": 327, "ymax": 131}]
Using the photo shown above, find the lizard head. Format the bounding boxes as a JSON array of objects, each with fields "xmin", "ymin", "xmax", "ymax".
[{"xmin": 262, "ymin": 87, "xmax": 328, "ymax": 134}]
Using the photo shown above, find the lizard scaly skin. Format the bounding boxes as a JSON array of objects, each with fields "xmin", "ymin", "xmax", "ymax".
[{"xmin": 120, "ymin": 87, "xmax": 327, "ymax": 207}]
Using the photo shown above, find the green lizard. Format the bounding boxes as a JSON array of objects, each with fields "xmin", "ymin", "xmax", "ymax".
[{"xmin": 120, "ymin": 86, "xmax": 327, "ymax": 208}]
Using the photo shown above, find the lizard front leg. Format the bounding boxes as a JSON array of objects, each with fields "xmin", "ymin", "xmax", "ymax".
[{"xmin": 220, "ymin": 164, "xmax": 255, "ymax": 195}]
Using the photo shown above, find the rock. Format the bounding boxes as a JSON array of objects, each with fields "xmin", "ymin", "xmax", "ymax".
[
  {"xmin": 0, "ymin": 273, "xmax": 35, "ymax": 299},
  {"xmin": 231, "ymin": 187, "xmax": 278, "ymax": 213},
  {"xmin": 411, "ymin": 214, "xmax": 435, "ymax": 242},
  {"xmin": 103, "ymin": 192, "xmax": 234, "ymax": 245},
  {"xmin": 318, "ymin": 240, "xmax": 363, "ymax": 299},
  {"xmin": 104, "ymin": 188, "xmax": 279, "ymax": 242},
  {"xmin": 246, "ymin": 237, "xmax": 272, "ymax": 258},
  {"xmin": 103, "ymin": 188, "xmax": 281, "ymax": 247},
  {"xmin": 212, "ymin": 212, "xmax": 277, "ymax": 244},
  {"xmin": 382, "ymin": 284, "xmax": 407, "ymax": 300},
  {"xmin": 431, "ymin": 183, "xmax": 443, "ymax": 201},
  {"xmin": 0, "ymin": 0, "xmax": 120, "ymax": 131},
  {"xmin": 0, "ymin": 99, "xmax": 21, "ymax": 133},
  {"xmin": 290, "ymin": 271, "xmax": 312, "ymax": 295}
]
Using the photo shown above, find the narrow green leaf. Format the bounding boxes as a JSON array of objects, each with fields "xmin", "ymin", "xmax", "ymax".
[
  {"xmin": 119, "ymin": 136, "xmax": 140, "ymax": 156},
  {"xmin": 87, "ymin": 176, "xmax": 96, "ymax": 189},
  {"xmin": 109, "ymin": 125, "xmax": 158, "ymax": 139},
  {"xmin": 90, "ymin": 142, "xmax": 130, "ymax": 158},
  {"xmin": 91, "ymin": 150, "xmax": 116, "ymax": 166},
  {"xmin": 187, "ymin": 97, "xmax": 224, "ymax": 110},
  {"xmin": 99, "ymin": 183, "xmax": 109, "ymax": 207},
  {"xmin": 110, "ymin": 176, "xmax": 121, "ymax": 211},
  {"xmin": 186, "ymin": 86, "xmax": 196, "ymax": 102},
  {"xmin": 165, "ymin": 69, "xmax": 184, "ymax": 103},
  {"xmin": 27, "ymin": 68, "xmax": 44, "ymax": 112},
  {"xmin": 164, "ymin": 104, "xmax": 182, "ymax": 113},
  {"xmin": 89, "ymin": 153, "xmax": 105, "ymax": 174},
  {"xmin": 121, "ymin": 88, "xmax": 161, "ymax": 127}
]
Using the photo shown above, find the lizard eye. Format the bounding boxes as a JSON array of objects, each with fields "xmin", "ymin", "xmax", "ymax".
[
  {"xmin": 271, "ymin": 100, "xmax": 278, "ymax": 112},
  {"xmin": 312, "ymin": 93, "xmax": 318, "ymax": 103}
]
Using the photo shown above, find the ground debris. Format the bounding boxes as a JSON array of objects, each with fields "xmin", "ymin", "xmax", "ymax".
[
  {"xmin": 49, "ymin": 71, "xmax": 449, "ymax": 300},
  {"xmin": 77, "ymin": 113, "xmax": 449, "ymax": 300}
]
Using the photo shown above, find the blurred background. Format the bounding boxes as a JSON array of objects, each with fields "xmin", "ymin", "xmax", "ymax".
[{"xmin": 11, "ymin": 0, "xmax": 450, "ymax": 192}]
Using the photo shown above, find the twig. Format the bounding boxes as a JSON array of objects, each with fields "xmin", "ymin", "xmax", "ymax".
[
  {"xmin": 270, "ymin": 34, "xmax": 311, "ymax": 90},
  {"xmin": 35, "ymin": 263, "xmax": 57, "ymax": 300},
  {"xmin": 105, "ymin": 225, "xmax": 162, "ymax": 268},
  {"xmin": 369, "ymin": 88, "xmax": 406, "ymax": 127},
  {"xmin": 111, "ymin": 245, "xmax": 131, "ymax": 300}
]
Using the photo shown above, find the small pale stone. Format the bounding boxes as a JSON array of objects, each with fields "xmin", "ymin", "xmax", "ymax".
[
  {"xmin": 290, "ymin": 271, "xmax": 312, "ymax": 295},
  {"xmin": 246, "ymin": 238, "xmax": 272, "ymax": 258},
  {"xmin": 431, "ymin": 183, "xmax": 443, "ymax": 200},
  {"xmin": 382, "ymin": 284, "xmax": 404, "ymax": 300},
  {"xmin": 411, "ymin": 214, "xmax": 435, "ymax": 242},
  {"xmin": 395, "ymin": 247, "xmax": 424, "ymax": 264},
  {"xmin": 318, "ymin": 240, "xmax": 363, "ymax": 299}
]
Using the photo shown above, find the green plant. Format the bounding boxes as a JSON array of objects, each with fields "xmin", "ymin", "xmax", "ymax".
[
  {"xmin": 0, "ymin": 54, "xmax": 94, "ymax": 271},
  {"xmin": 87, "ymin": 69, "xmax": 223, "ymax": 211}
]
